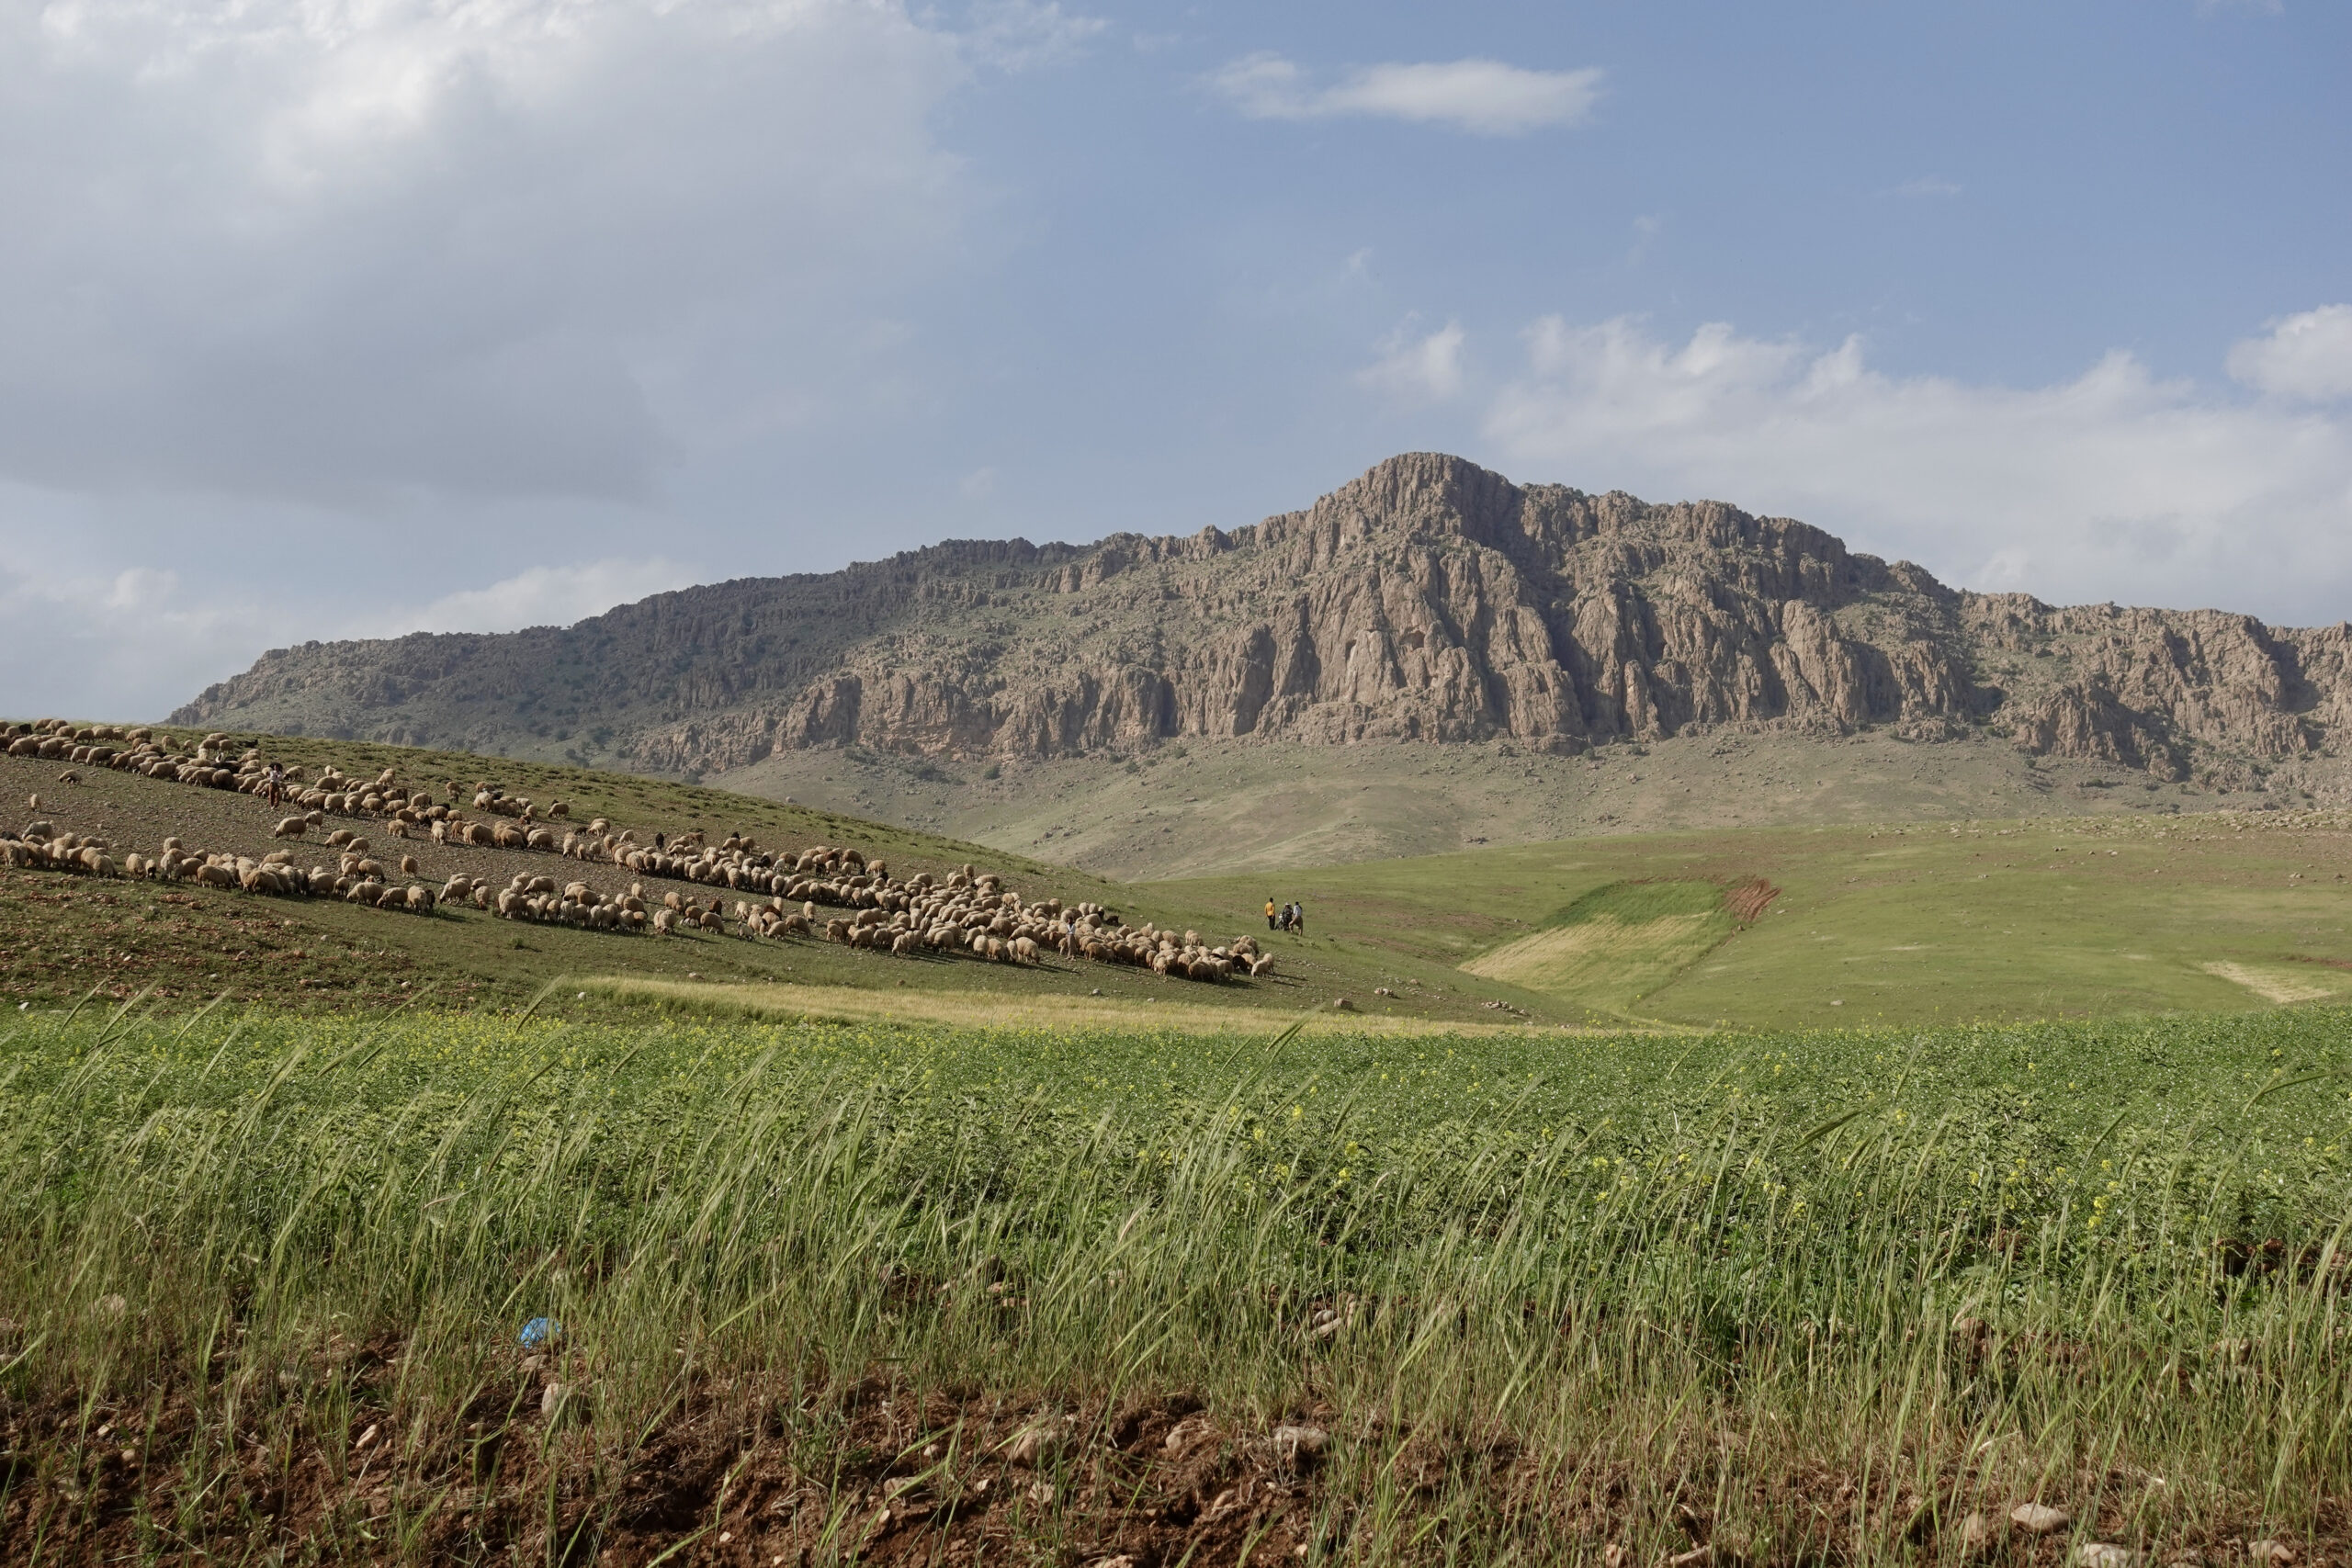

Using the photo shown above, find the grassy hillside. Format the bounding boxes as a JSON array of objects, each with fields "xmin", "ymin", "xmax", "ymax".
[
  {"xmin": 0, "ymin": 734, "xmax": 1564, "ymax": 1029},
  {"xmin": 717, "ymin": 726, "xmax": 2343, "ymax": 881},
  {"xmin": 12, "ymin": 724, "xmax": 2352, "ymax": 1032}
]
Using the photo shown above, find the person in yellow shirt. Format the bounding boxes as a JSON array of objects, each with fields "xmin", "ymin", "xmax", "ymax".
[{"xmin": 1264, "ymin": 896, "xmax": 1277, "ymax": 931}]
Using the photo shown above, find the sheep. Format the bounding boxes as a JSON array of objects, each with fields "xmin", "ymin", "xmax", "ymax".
[
  {"xmin": 273, "ymin": 817, "xmax": 308, "ymax": 839},
  {"xmin": 400, "ymin": 854, "xmax": 421, "ymax": 876}
]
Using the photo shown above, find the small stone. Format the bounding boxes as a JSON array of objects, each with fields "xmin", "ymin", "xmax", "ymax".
[
  {"xmin": 2012, "ymin": 1504, "xmax": 2072, "ymax": 1535},
  {"xmin": 2078, "ymin": 1546, "xmax": 2137, "ymax": 1568},
  {"xmin": 1330, "ymin": 998, "xmax": 1353, "ymax": 1011},
  {"xmin": 1088, "ymin": 1558, "xmax": 1138, "ymax": 1568},
  {"xmin": 355, "ymin": 1423, "xmax": 379, "ymax": 1450},
  {"xmin": 1668, "ymin": 1549, "xmax": 1713, "ymax": 1568},
  {"xmin": 1272, "ymin": 1423, "xmax": 1329, "ymax": 1460},
  {"xmin": 541, "ymin": 1382, "xmax": 567, "ymax": 1416},
  {"xmin": 1027, "ymin": 1481, "xmax": 1056, "ymax": 1505},
  {"xmin": 1958, "ymin": 1513, "xmax": 1996, "ymax": 1553},
  {"xmin": 1602, "ymin": 1546, "xmax": 1632, "ymax": 1568},
  {"xmin": 718, "ymin": 1531, "xmax": 733, "ymax": 1545},
  {"xmin": 2246, "ymin": 1543, "xmax": 2294, "ymax": 1566},
  {"xmin": 1006, "ymin": 1425, "xmax": 1054, "ymax": 1466}
]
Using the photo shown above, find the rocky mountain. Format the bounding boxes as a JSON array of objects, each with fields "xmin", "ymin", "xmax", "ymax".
[{"xmin": 175, "ymin": 453, "xmax": 2352, "ymax": 787}]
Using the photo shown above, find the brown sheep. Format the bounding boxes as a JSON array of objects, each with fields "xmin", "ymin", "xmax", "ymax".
[
  {"xmin": 400, "ymin": 854, "xmax": 421, "ymax": 875},
  {"xmin": 272, "ymin": 817, "xmax": 308, "ymax": 839}
]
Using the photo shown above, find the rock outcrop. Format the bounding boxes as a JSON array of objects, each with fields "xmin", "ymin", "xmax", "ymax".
[{"xmin": 173, "ymin": 454, "xmax": 2352, "ymax": 782}]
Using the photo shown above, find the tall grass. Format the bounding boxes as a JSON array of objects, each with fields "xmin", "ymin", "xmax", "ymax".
[{"xmin": 3, "ymin": 1002, "xmax": 2348, "ymax": 1562}]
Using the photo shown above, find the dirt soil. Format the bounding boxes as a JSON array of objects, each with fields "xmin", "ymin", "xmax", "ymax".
[
  {"xmin": 6, "ymin": 1353, "xmax": 2339, "ymax": 1567},
  {"xmin": 1, "ymin": 1365, "xmax": 1349, "ymax": 1567}
]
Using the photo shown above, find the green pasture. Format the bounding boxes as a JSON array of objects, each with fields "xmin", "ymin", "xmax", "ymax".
[
  {"xmin": 16, "ymin": 725, "xmax": 2352, "ymax": 1032},
  {"xmin": 1158, "ymin": 812, "xmax": 2352, "ymax": 1027},
  {"xmin": 4, "ymin": 1001, "xmax": 2351, "ymax": 1562}
]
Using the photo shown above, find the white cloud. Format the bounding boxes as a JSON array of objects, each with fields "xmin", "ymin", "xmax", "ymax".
[
  {"xmin": 1893, "ymin": 175, "xmax": 1962, "ymax": 197},
  {"xmin": 0, "ymin": 548, "xmax": 705, "ymax": 720},
  {"xmin": 964, "ymin": 0, "xmax": 1108, "ymax": 70},
  {"xmin": 1209, "ymin": 53, "xmax": 1602, "ymax": 135},
  {"xmin": 0, "ymin": 564, "xmax": 265, "ymax": 722},
  {"xmin": 1359, "ymin": 320, "xmax": 1467, "ymax": 402},
  {"xmin": 1483, "ymin": 314, "xmax": 2352, "ymax": 623},
  {"xmin": 1625, "ymin": 214, "xmax": 1663, "ymax": 266},
  {"xmin": 2227, "ymin": 305, "xmax": 2352, "ymax": 402},
  {"xmin": 390, "ymin": 558, "xmax": 702, "ymax": 637},
  {"xmin": 959, "ymin": 466, "xmax": 998, "ymax": 500},
  {"xmin": 0, "ymin": 0, "xmax": 971, "ymax": 507}
]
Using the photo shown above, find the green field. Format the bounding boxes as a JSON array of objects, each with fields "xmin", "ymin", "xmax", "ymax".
[
  {"xmin": 4, "ymin": 1001, "xmax": 2348, "ymax": 1563},
  {"xmin": 13, "ymin": 724, "xmax": 2352, "ymax": 1561},
  {"xmin": 1157, "ymin": 812, "xmax": 2352, "ymax": 1029},
  {"xmin": 13, "ymin": 728, "xmax": 2352, "ymax": 1036}
]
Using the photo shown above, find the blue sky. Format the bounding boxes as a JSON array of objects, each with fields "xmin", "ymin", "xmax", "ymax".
[{"xmin": 3, "ymin": 0, "xmax": 2346, "ymax": 717}]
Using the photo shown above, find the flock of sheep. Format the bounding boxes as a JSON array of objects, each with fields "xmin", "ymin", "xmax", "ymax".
[{"xmin": 0, "ymin": 717, "xmax": 1274, "ymax": 984}]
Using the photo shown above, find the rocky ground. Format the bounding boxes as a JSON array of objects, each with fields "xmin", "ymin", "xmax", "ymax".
[{"xmin": 173, "ymin": 454, "xmax": 2352, "ymax": 817}]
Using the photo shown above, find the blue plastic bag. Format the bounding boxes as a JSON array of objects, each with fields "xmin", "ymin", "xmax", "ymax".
[{"xmin": 519, "ymin": 1316, "xmax": 560, "ymax": 1348}]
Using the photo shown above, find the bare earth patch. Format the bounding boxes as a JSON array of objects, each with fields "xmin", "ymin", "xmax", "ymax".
[{"xmin": 2199, "ymin": 961, "xmax": 2337, "ymax": 1005}]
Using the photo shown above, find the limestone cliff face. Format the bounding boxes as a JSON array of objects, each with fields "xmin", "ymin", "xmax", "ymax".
[{"xmin": 173, "ymin": 454, "xmax": 2352, "ymax": 780}]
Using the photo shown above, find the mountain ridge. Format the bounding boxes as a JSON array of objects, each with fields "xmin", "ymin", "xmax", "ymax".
[{"xmin": 175, "ymin": 452, "xmax": 2352, "ymax": 789}]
